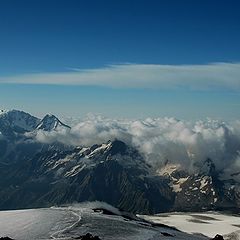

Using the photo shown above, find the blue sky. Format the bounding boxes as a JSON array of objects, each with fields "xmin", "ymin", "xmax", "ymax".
[{"xmin": 0, "ymin": 0, "xmax": 240, "ymax": 119}]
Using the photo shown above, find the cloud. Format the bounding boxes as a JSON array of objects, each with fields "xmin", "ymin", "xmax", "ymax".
[
  {"xmin": 33, "ymin": 115, "xmax": 240, "ymax": 180},
  {"xmin": 1, "ymin": 62, "xmax": 240, "ymax": 91}
]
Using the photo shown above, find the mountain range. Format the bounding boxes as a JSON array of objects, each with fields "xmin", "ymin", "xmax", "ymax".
[{"xmin": 0, "ymin": 109, "xmax": 239, "ymax": 214}]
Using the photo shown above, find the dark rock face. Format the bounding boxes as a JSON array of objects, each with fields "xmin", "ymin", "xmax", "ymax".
[
  {"xmin": 161, "ymin": 232, "xmax": 174, "ymax": 237},
  {"xmin": 108, "ymin": 140, "xmax": 127, "ymax": 155},
  {"xmin": 0, "ymin": 237, "xmax": 15, "ymax": 240},
  {"xmin": 212, "ymin": 234, "xmax": 224, "ymax": 240},
  {"xmin": 74, "ymin": 233, "xmax": 101, "ymax": 240}
]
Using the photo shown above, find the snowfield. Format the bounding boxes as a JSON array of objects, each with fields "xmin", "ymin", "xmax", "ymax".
[
  {"xmin": 0, "ymin": 202, "xmax": 212, "ymax": 240},
  {"xmin": 0, "ymin": 202, "xmax": 239, "ymax": 240},
  {"xmin": 140, "ymin": 212, "xmax": 240, "ymax": 239}
]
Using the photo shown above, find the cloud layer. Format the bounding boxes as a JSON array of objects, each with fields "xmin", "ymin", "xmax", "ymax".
[
  {"xmin": 33, "ymin": 116, "xmax": 240, "ymax": 180},
  {"xmin": 1, "ymin": 63, "xmax": 240, "ymax": 90}
]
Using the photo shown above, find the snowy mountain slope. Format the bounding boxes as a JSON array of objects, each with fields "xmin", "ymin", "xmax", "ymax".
[
  {"xmin": 157, "ymin": 160, "xmax": 240, "ymax": 212},
  {"xmin": 0, "ymin": 110, "xmax": 70, "ymax": 136},
  {"xmin": 36, "ymin": 114, "xmax": 71, "ymax": 131},
  {"xmin": 0, "ymin": 203, "xmax": 210, "ymax": 240},
  {"xmin": 0, "ymin": 109, "xmax": 40, "ymax": 135},
  {"xmin": 0, "ymin": 110, "xmax": 71, "ymax": 164}
]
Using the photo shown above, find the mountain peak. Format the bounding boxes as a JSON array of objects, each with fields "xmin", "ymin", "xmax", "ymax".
[
  {"xmin": 44, "ymin": 113, "xmax": 55, "ymax": 118},
  {"xmin": 0, "ymin": 109, "xmax": 40, "ymax": 132},
  {"xmin": 108, "ymin": 139, "xmax": 127, "ymax": 155},
  {"xmin": 36, "ymin": 114, "xmax": 70, "ymax": 131}
]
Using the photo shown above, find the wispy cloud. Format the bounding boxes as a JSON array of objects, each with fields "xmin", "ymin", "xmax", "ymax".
[{"xmin": 1, "ymin": 62, "xmax": 240, "ymax": 91}]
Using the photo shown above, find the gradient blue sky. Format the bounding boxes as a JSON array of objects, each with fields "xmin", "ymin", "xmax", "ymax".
[{"xmin": 0, "ymin": 0, "xmax": 240, "ymax": 119}]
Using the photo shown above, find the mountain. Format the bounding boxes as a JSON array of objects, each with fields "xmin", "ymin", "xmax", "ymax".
[
  {"xmin": 0, "ymin": 109, "xmax": 239, "ymax": 214},
  {"xmin": 0, "ymin": 110, "xmax": 70, "ymax": 135},
  {"xmin": 36, "ymin": 114, "xmax": 71, "ymax": 131},
  {"xmin": 0, "ymin": 139, "xmax": 174, "ymax": 214},
  {"xmin": 159, "ymin": 160, "xmax": 240, "ymax": 212},
  {"xmin": 0, "ymin": 109, "xmax": 40, "ymax": 136},
  {"xmin": 0, "ymin": 110, "xmax": 71, "ymax": 164}
]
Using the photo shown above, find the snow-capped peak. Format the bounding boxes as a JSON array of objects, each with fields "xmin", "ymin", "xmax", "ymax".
[
  {"xmin": 0, "ymin": 109, "xmax": 40, "ymax": 132},
  {"xmin": 36, "ymin": 114, "xmax": 71, "ymax": 131}
]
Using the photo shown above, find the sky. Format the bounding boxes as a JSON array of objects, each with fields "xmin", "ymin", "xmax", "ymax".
[{"xmin": 0, "ymin": 0, "xmax": 240, "ymax": 119}]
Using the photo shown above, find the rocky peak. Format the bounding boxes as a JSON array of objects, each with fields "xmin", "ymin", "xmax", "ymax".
[
  {"xmin": 36, "ymin": 114, "xmax": 70, "ymax": 131},
  {"xmin": 108, "ymin": 140, "xmax": 127, "ymax": 155}
]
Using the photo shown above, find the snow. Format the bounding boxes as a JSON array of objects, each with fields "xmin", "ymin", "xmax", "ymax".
[
  {"xmin": 88, "ymin": 142, "xmax": 112, "ymax": 158},
  {"xmin": 50, "ymin": 209, "xmax": 82, "ymax": 239},
  {"xmin": 36, "ymin": 115, "xmax": 58, "ymax": 131},
  {"xmin": 78, "ymin": 147, "xmax": 90, "ymax": 154},
  {"xmin": 0, "ymin": 109, "xmax": 40, "ymax": 131},
  {"xmin": 171, "ymin": 177, "xmax": 189, "ymax": 192},
  {"xmin": 157, "ymin": 163, "xmax": 181, "ymax": 176},
  {"xmin": 0, "ymin": 205, "xmax": 209, "ymax": 240},
  {"xmin": 65, "ymin": 164, "xmax": 86, "ymax": 177},
  {"xmin": 140, "ymin": 212, "xmax": 240, "ymax": 239},
  {"xmin": 200, "ymin": 177, "xmax": 209, "ymax": 190},
  {"xmin": 36, "ymin": 114, "xmax": 70, "ymax": 131},
  {"xmin": 52, "ymin": 156, "xmax": 73, "ymax": 169},
  {"xmin": 0, "ymin": 208, "xmax": 74, "ymax": 240}
]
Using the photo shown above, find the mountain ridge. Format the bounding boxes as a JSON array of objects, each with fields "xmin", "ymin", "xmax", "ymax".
[{"xmin": 0, "ymin": 109, "xmax": 239, "ymax": 214}]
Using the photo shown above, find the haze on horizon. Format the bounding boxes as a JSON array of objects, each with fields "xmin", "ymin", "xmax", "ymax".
[{"xmin": 0, "ymin": 0, "xmax": 240, "ymax": 120}]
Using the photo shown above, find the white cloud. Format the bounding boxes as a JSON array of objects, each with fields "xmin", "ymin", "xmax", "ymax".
[
  {"xmin": 33, "ymin": 115, "xmax": 240, "ymax": 180},
  {"xmin": 1, "ymin": 62, "xmax": 240, "ymax": 90}
]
